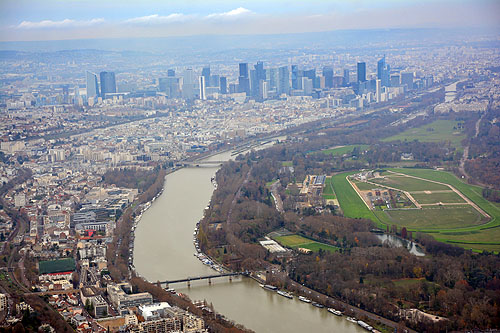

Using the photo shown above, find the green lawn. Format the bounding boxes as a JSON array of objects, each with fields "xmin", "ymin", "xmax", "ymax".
[
  {"xmin": 369, "ymin": 175, "xmax": 449, "ymax": 192},
  {"xmin": 381, "ymin": 119, "xmax": 466, "ymax": 147},
  {"xmin": 331, "ymin": 172, "xmax": 377, "ymax": 221},
  {"xmin": 322, "ymin": 177, "xmax": 336, "ymax": 199},
  {"xmin": 320, "ymin": 145, "xmax": 369, "ymax": 156},
  {"xmin": 274, "ymin": 234, "xmax": 339, "ymax": 253},
  {"xmin": 389, "ymin": 168, "xmax": 500, "ymax": 229},
  {"xmin": 384, "ymin": 206, "xmax": 483, "ymax": 230},
  {"xmin": 282, "ymin": 161, "xmax": 293, "ymax": 167},
  {"xmin": 333, "ymin": 168, "xmax": 500, "ymax": 252},
  {"xmin": 353, "ymin": 180, "xmax": 379, "ymax": 191},
  {"xmin": 411, "ymin": 191, "xmax": 465, "ymax": 204}
]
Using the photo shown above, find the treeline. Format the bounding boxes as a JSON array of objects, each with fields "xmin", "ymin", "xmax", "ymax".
[
  {"xmin": 201, "ymin": 106, "xmax": 500, "ymax": 331},
  {"xmin": 465, "ymin": 106, "xmax": 500, "ymax": 190},
  {"xmin": 102, "ymin": 167, "xmax": 160, "ymax": 192}
]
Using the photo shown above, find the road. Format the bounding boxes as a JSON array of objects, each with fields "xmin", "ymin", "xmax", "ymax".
[{"xmin": 270, "ymin": 181, "xmax": 284, "ymax": 213}]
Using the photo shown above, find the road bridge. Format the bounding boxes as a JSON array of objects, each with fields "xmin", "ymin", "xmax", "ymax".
[
  {"xmin": 178, "ymin": 161, "xmax": 226, "ymax": 167},
  {"xmin": 159, "ymin": 272, "xmax": 249, "ymax": 288}
]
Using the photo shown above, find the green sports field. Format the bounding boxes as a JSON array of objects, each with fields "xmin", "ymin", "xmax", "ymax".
[
  {"xmin": 331, "ymin": 168, "xmax": 500, "ymax": 252},
  {"xmin": 320, "ymin": 144, "xmax": 369, "ymax": 157},
  {"xmin": 274, "ymin": 234, "xmax": 339, "ymax": 253},
  {"xmin": 383, "ymin": 206, "xmax": 483, "ymax": 229},
  {"xmin": 411, "ymin": 191, "xmax": 465, "ymax": 204},
  {"xmin": 369, "ymin": 174, "xmax": 449, "ymax": 192},
  {"xmin": 381, "ymin": 119, "xmax": 466, "ymax": 147}
]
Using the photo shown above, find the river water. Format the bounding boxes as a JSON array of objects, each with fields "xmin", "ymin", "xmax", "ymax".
[{"xmin": 134, "ymin": 145, "xmax": 364, "ymax": 333}]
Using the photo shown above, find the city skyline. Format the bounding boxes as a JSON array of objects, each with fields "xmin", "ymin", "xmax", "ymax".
[{"xmin": 1, "ymin": 0, "xmax": 499, "ymax": 42}]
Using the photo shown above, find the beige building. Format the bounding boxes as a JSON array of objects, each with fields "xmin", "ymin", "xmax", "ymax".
[{"xmin": 0, "ymin": 293, "xmax": 7, "ymax": 311}]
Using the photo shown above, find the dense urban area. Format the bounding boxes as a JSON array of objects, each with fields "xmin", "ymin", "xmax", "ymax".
[{"xmin": 0, "ymin": 28, "xmax": 499, "ymax": 332}]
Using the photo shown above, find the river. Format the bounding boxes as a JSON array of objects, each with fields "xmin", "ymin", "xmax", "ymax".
[{"xmin": 134, "ymin": 144, "xmax": 365, "ymax": 333}]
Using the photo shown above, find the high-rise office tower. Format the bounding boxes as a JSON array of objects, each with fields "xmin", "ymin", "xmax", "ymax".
[
  {"xmin": 390, "ymin": 74, "xmax": 400, "ymax": 86},
  {"xmin": 401, "ymin": 72, "xmax": 414, "ymax": 90},
  {"xmin": 267, "ymin": 68, "xmax": 279, "ymax": 91},
  {"xmin": 322, "ymin": 66, "xmax": 334, "ymax": 89},
  {"xmin": 100, "ymin": 71, "xmax": 116, "ymax": 97},
  {"xmin": 159, "ymin": 77, "xmax": 180, "ymax": 98},
  {"xmin": 238, "ymin": 63, "xmax": 250, "ymax": 95},
  {"xmin": 219, "ymin": 77, "xmax": 227, "ymax": 94},
  {"xmin": 86, "ymin": 71, "xmax": 99, "ymax": 99},
  {"xmin": 202, "ymin": 66, "xmax": 210, "ymax": 85},
  {"xmin": 278, "ymin": 66, "xmax": 290, "ymax": 95},
  {"xmin": 343, "ymin": 69, "xmax": 350, "ymax": 86},
  {"xmin": 377, "ymin": 56, "xmax": 390, "ymax": 87},
  {"xmin": 357, "ymin": 62, "xmax": 366, "ymax": 83},
  {"xmin": 291, "ymin": 65, "xmax": 299, "ymax": 90},
  {"xmin": 182, "ymin": 68, "xmax": 196, "ymax": 100},
  {"xmin": 210, "ymin": 75, "xmax": 219, "ymax": 88},
  {"xmin": 302, "ymin": 77, "xmax": 313, "ymax": 95},
  {"xmin": 251, "ymin": 61, "xmax": 266, "ymax": 97},
  {"xmin": 376, "ymin": 79, "xmax": 382, "ymax": 102},
  {"xmin": 167, "ymin": 69, "xmax": 175, "ymax": 77},
  {"xmin": 199, "ymin": 76, "xmax": 206, "ymax": 100}
]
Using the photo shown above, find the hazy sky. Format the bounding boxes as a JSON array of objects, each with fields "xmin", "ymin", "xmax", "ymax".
[{"xmin": 1, "ymin": 0, "xmax": 499, "ymax": 41}]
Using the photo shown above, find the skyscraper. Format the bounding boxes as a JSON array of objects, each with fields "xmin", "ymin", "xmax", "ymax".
[
  {"xmin": 322, "ymin": 66, "xmax": 334, "ymax": 89},
  {"xmin": 238, "ymin": 63, "xmax": 250, "ymax": 95},
  {"xmin": 199, "ymin": 76, "xmax": 206, "ymax": 100},
  {"xmin": 182, "ymin": 68, "xmax": 196, "ymax": 100},
  {"xmin": 278, "ymin": 66, "xmax": 290, "ymax": 95},
  {"xmin": 251, "ymin": 61, "xmax": 266, "ymax": 97},
  {"xmin": 401, "ymin": 72, "xmax": 414, "ymax": 90},
  {"xmin": 167, "ymin": 69, "xmax": 175, "ymax": 77},
  {"xmin": 343, "ymin": 69, "xmax": 350, "ymax": 86},
  {"xmin": 86, "ymin": 71, "xmax": 99, "ymax": 99},
  {"xmin": 357, "ymin": 62, "xmax": 366, "ymax": 83},
  {"xmin": 376, "ymin": 79, "xmax": 382, "ymax": 102},
  {"xmin": 100, "ymin": 71, "xmax": 116, "ymax": 97},
  {"xmin": 377, "ymin": 56, "xmax": 390, "ymax": 87},
  {"xmin": 202, "ymin": 66, "xmax": 210, "ymax": 86},
  {"xmin": 291, "ymin": 65, "xmax": 299, "ymax": 90},
  {"xmin": 219, "ymin": 76, "xmax": 227, "ymax": 94}
]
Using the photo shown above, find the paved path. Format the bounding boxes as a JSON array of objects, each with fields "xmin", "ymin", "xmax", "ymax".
[{"xmin": 270, "ymin": 181, "xmax": 284, "ymax": 213}]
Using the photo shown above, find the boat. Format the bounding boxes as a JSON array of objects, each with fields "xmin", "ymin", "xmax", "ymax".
[
  {"xmin": 346, "ymin": 317, "xmax": 357, "ymax": 323},
  {"xmin": 327, "ymin": 308, "xmax": 342, "ymax": 316},
  {"xmin": 357, "ymin": 320, "xmax": 373, "ymax": 331},
  {"xmin": 261, "ymin": 284, "xmax": 278, "ymax": 291},
  {"xmin": 277, "ymin": 290, "xmax": 293, "ymax": 299},
  {"xmin": 298, "ymin": 296, "xmax": 311, "ymax": 303},
  {"xmin": 311, "ymin": 302, "xmax": 324, "ymax": 308}
]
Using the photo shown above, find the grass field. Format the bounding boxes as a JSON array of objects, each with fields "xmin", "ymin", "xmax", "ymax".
[
  {"xmin": 369, "ymin": 175, "xmax": 449, "ymax": 192},
  {"xmin": 381, "ymin": 119, "xmax": 466, "ymax": 147},
  {"xmin": 322, "ymin": 176, "xmax": 336, "ymax": 199},
  {"xmin": 320, "ymin": 144, "xmax": 369, "ymax": 156},
  {"xmin": 384, "ymin": 206, "xmax": 483, "ymax": 229},
  {"xmin": 353, "ymin": 180, "xmax": 378, "ymax": 191},
  {"xmin": 332, "ymin": 168, "xmax": 500, "ymax": 252},
  {"xmin": 411, "ymin": 191, "xmax": 465, "ymax": 204},
  {"xmin": 274, "ymin": 234, "xmax": 339, "ymax": 253},
  {"xmin": 332, "ymin": 172, "xmax": 376, "ymax": 221}
]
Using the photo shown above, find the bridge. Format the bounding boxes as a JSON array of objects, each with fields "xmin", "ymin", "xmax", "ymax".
[
  {"xmin": 178, "ymin": 160, "xmax": 226, "ymax": 167},
  {"xmin": 159, "ymin": 271, "xmax": 249, "ymax": 288}
]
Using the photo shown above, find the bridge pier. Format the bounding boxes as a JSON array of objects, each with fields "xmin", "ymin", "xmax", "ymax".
[
  {"xmin": 208, "ymin": 278, "xmax": 211, "ymax": 285},
  {"xmin": 187, "ymin": 280, "xmax": 191, "ymax": 287},
  {"xmin": 229, "ymin": 276, "xmax": 232, "ymax": 282}
]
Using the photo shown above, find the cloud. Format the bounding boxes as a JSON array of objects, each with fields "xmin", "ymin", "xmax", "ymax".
[
  {"xmin": 125, "ymin": 13, "xmax": 192, "ymax": 25},
  {"xmin": 205, "ymin": 7, "xmax": 254, "ymax": 20},
  {"xmin": 16, "ymin": 18, "xmax": 104, "ymax": 29}
]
